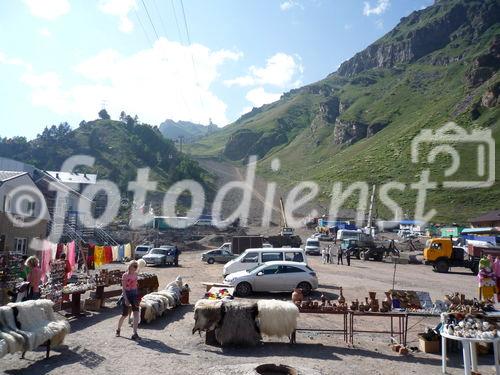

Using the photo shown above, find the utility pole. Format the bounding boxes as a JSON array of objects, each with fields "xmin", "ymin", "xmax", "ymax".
[
  {"xmin": 367, "ymin": 184, "xmax": 376, "ymax": 234},
  {"xmin": 178, "ymin": 135, "xmax": 184, "ymax": 153}
]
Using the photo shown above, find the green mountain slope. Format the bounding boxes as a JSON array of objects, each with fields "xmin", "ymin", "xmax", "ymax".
[
  {"xmin": 0, "ymin": 120, "xmax": 214, "ymax": 194},
  {"xmin": 159, "ymin": 119, "xmax": 219, "ymax": 143},
  {"xmin": 189, "ymin": 0, "xmax": 500, "ymax": 223}
]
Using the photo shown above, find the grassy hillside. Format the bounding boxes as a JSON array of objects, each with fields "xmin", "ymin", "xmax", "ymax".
[
  {"xmin": 189, "ymin": 0, "xmax": 500, "ymax": 223},
  {"xmin": 0, "ymin": 120, "xmax": 214, "ymax": 195}
]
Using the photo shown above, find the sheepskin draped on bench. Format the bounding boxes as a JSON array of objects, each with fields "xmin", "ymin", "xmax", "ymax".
[
  {"xmin": 0, "ymin": 299, "xmax": 70, "ymax": 359},
  {"xmin": 140, "ymin": 277, "xmax": 184, "ymax": 323},
  {"xmin": 192, "ymin": 299, "xmax": 222, "ymax": 334},
  {"xmin": 215, "ymin": 301, "xmax": 260, "ymax": 346},
  {"xmin": 257, "ymin": 300, "xmax": 299, "ymax": 338},
  {"xmin": 192, "ymin": 299, "xmax": 299, "ymax": 347}
]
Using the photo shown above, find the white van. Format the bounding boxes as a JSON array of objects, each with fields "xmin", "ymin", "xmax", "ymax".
[
  {"xmin": 305, "ymin": 238, "xmax": 321, "ymax": 255},
  {"xmin": 223, "ymin": 247, "xmax": 307, "ymax": 276}
]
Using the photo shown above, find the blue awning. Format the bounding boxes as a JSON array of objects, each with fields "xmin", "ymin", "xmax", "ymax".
[{"xmin": 461, "ymin": 227, "xmax": 499, "ymax": 234}]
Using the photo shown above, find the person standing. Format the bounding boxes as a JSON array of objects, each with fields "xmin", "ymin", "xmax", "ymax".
[
  {"xmin": 116, "ymin": 260, "xmax": 141, "ymax": 340},
  {"xmin": 346, "ymin": 247, "xmax": 351, "ymax": 266},
  {"xmin": 25, "ymin": 256, "xmax": 42, "ymax": 300},
  {"xmin": 321, "ymin": 247, "xmax": 327, "ymax": 264},
  {"xmin": 326, "ymin": 244, "xmax": 332, "ymax": 264},
  {"xmin": 337, "ymin": 245, "xmax": 343, "ymax": 265},
  {"xmin": 173, "ymin": 245, "xmax": 180, "ymax": 267}
]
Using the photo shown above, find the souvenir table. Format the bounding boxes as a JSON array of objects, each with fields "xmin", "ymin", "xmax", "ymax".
[
  {"xmin": 292, "ymin": 308, "xmax": 349, "ymax": 343},
  {"xmin": 61, "ymin": 281, "xmax": 95, "ymax": 317},
  {"xmin": 94, "ymin": 269, "xmax": 124, "ymax": 307},
  {"xmin": 348, "ymin": 311, "xmax": 408, "ymax": 346},
  {"xmin": 441, "ymin": 330, "xmax": 500, "ymax": 375}
]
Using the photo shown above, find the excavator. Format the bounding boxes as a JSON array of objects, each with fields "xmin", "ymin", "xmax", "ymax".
[{"xmin": 266, "ymin": 197, "xmax": 302, "ymax": 248}]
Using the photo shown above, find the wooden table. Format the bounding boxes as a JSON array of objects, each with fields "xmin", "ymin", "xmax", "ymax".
[
  {"xmin": 292, "ymin": 310, "xmax": 348, "ymax": 343},
  {"xmin": 62, "ymin": 291, "xmax": 85, "ymax": 317},
  {"xmin": 441, "ymin": 331, "xmax": 500, "ymax": 375},
  {"xmin": 348, "ymin": 311, "xmax": 408, "ymax": 345}
]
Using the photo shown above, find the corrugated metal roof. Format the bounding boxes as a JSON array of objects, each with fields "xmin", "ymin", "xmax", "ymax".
[
  {"xmin": 470, "ymin": 210, "xmax": 500, "ymax": 223},
  {"xmin": 0, "ymin": 171, "xmax": 27, "ymax": 182},
  {"xmin": 46, "ymin": 171, "xmax": 97, "ymax": 185}
]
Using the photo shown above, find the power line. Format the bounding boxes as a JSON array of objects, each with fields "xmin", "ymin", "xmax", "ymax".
[
  {"xmin": 152, "ymin": 0, "xmax": 169, "ymax": 39},
  {"xmin": 141, "ymin": 0, "xmax": 160, "ymax": 40},
  {"xmin": 135, "ymin": 10, "xmax": 153, "ymax": 47},
  {"xmin": 170, "ymin": 0, "xmax": 185, "ymax": 45},
  {"xmin": 179, "ymin": 0, "xmax": 206, "ymax": 117}
]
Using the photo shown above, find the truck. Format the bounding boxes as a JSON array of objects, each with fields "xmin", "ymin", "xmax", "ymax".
[
  {"xmin": 423, "ymin": 237, "xmax": 500, "ymax": 274},
  {"xmin": 231, "ymin": 236, "xmax": 264, "ymax": 255}
]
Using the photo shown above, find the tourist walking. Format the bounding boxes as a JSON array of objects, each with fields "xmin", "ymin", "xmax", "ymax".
[
  {"xmin": 346, "ymin": 248, "xmax": 351, "ymax": 266},
  {"xmin": 326, "ymin": 244, "xmax": 332, "ymax": 264},
  {"xmin": 116, "ymin": 260, "xmax": 141, "ymax": 340},
  {"xmin": 337, "ymin": 245, "xmax": 343, "ymax": 265},
  {"xmin": 321, "ymin": 247, "xmax": 327, "ymax": 264},
  {"xmin": 25, "ymin": 256, "xmax": 42, "ymax": 300}
]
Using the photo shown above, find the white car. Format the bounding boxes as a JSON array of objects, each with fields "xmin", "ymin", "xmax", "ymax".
[
  {"xmin": 224, "ymin": 261, "xmax": 318, "ymax": 297},
  {"xmin": 134, "ymin": 244, "xmax": 153, "ymax": 259}
]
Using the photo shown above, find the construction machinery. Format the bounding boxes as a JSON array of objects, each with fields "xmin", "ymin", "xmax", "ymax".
[{"xmin": 266, "ymin": 197, "xmax": 302, "ymax": 248}]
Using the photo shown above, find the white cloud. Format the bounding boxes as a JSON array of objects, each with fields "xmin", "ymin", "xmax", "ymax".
[
  {"xmin": 98, "ymin": 0, "xmax": 137, "ymax": 33},
  {"xmin": 23, "ymin": 0, "xmax": 70, "ymax": 20},
  {"xmin": 363, "ymin": 0, "xmax": 390, "ymax": 16},
  {"xmin": 39, "ymin": 28, "xmax": 52, "ymax": 37},
  {"xmin": 245, "ymin": 88, "xmax": 281, "ymax": 108},
  {"xmin": 375, "ymin": 19, "xmax": 384, "ymax": 29},
  {"xmin": 4, "ymin": 38, "xmax": 242, "ymax": 126},
  {"xmin": 280, "ymin": 1, "xmax": 303, "ymax": 11},
  {"xmin": 225, "ymin": 53, "xmax": 303, "ymax": 88}
]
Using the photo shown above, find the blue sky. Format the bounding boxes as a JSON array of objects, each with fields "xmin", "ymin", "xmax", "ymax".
[{"xmin": 0, "ymin": 0, "xmax": 433, "ymax": 140}]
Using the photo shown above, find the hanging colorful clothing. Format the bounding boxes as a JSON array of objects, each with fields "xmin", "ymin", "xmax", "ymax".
[
  {"xmin": 66, "ymin": 241, "xmax": 76, "ymax": 277},
  {"xmin": 56, "ymin": 243, "xmax": 64, "ymax": 259},
  {"xmin": 104, "ymin": 246, "xmax": 113, "ymax": 264},
  {"xmin": 94, "ymin": 246, "xmax": 105, "ymax": 268},
  {"xmin": 50, "ymin": 242, "xmax": 58, "ymax": 261},
  {"xmin": 39, "ymin": 240, "xmax": 52, "ymax": 282},
  {"xmin": 124, "ymin": 243, "xmax": 132, "ymax": 259},
  {"xmin": 86, "ymin": 244, "xmax": 95, "ymax": 270},
  {"xmin": 118, "ymin": 245, "xmax": 125, "ymax": 261},
  {"xmin": 112, "ymin": 246, "xmax": 119, "ymax": 262}
]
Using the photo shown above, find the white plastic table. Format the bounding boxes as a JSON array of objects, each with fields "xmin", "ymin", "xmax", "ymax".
[{"xmin": 441, "ymin": 331, "xmax": 500, "ymax": 375}]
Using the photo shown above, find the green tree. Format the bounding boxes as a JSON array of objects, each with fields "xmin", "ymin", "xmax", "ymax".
[{"xmin": 98, "ymin": 109, "xmax": 111, "ymax": 120}]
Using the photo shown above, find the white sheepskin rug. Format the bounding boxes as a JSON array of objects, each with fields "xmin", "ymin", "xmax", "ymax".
[
  {"xmin": 257, "ymin": 300, "xmax": 299, "ymax": 338},
  {"xmin": 9, "ymin": 299, "xmax": 70, "ymax": 350},
  {"xmin": 0, "ymin": 306, "xmax": 30, "ymax": 354},
  {"xmin": 140, "ymin": 276, "xmax": 185, "ymax": 323}
]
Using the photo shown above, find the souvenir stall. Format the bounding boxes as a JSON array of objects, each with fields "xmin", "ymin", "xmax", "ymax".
[
  {"xmin": 40, "ymin": 260, "xmax": 66, "ymax": 312},
  {"xmin": 291, "ymin": 287, "xmax": 349, "ymax": 343},
  {"xmin": 0, "ymin": 252, "xmax": 24, "ymax": 306}
]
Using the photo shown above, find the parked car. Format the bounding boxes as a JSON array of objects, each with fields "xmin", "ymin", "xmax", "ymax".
[
  {"xmin": 223, "ymin": 247, "xmax": 307, "ymax": 276},
  {"xmin": 305, "ymin": 238, "xmax": 321, "ymax": 255},
  {"xmin": 224, "ymin": 261, "xmax": 318, "ymax": 297},
  {"xmin": 134, "ymin": 244, "xmax": 153, "ymax": 259},
  {"xmin": 202, "ymin": 249, "xmax": 235, "ymax": 264},
  {"xmin": 142, "ymin": 248, "xmax": 175, "ymax": 266},
  {"xmin": 316, "ymin": 233, "xmax": 332, "ymax": 241}
]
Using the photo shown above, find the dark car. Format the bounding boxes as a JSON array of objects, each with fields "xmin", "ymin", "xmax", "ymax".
[{"xmin": 202, "ymin": 249, "xmax": 235, "ymax": 264}]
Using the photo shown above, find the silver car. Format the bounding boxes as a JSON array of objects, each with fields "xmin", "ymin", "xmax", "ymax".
[
  {"xmin": 142, "ymin": 248, "xmax": 175, "ymax": 266},
  {"xmin": 224, "ymin": 261, "xmax": 318, "ymax": 297}
]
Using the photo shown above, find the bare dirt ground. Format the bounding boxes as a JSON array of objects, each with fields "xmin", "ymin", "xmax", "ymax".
[{"xmin": 1, "ymin": 246, "xmax": 496, "ymax": 375}]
